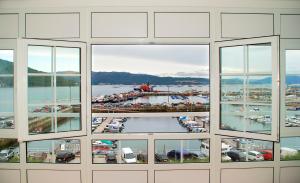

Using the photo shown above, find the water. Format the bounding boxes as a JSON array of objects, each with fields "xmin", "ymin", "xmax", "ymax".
[{"xmin": 123, "ymin": 117, "xmax": 187, "ymax": 133}]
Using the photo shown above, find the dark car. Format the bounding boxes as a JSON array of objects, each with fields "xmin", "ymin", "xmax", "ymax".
[
  {"xmin": 155, "ymin": 153, "xmax": 169, "ymax": 162},
  {"xmin": 105, "ymin": 152, "xmax": 117, "ymax": 164},
  {"xmin": 226, "ymin": 150, "xmax": 246, "ymax": 162},
  {"xmin": 167, "ymin": 150, "xmax": 198, "ymax": 160},
  {"xmin": 55, "ymin": 151, "xmax": 75, "ymax": 163}
]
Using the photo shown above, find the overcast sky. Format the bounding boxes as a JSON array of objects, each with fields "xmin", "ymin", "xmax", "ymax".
[
  {"xmin": 0, "ymin": 50, "xmax": 13, "ymax": 62},
  {"xmin": 92, "ymin": 45, "xmax": 210, "ymax": 78}
]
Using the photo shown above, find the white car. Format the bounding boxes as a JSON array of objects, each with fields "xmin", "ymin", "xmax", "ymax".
[
  {"xmin": 0, "ymin": 149, "xmax": 14, "ymax": 161},
  {"xmin": 245, "ymin": 151, "xmax": 264, "ymax": 161},
  {"xmin": 121, "ymin": 148, "xmax": 136, "ymax": 163}
]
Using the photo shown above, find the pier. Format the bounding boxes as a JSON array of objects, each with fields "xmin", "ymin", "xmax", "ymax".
[{"xmin": 93, "ymin": 117, "xmax": 113, "ymax": 133}]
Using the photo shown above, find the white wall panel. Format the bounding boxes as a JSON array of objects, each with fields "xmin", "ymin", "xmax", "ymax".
[
  {"xmin": 0, "ymin": 14, "xmax": 18, "ymax": 38},
  {"xmin": 280, "ymin": 167, "xmax": 300, "ymax": 183},
  {"xmin": 155, "ymin": 170, "xmax": 209, "ymax": 183},
  {"xmin": 27, "ymin": 170, "xmax": 81, "ymax": 183},
  {"xmin": 25, "ymin": 13, "xmax": 80, "ymax": 38},
  {"xmin": 221, "ymin": 168, "xmax": 273, "ymax": 183},
  {"xmin": 221, "ymin": 13, "xmax": 274, "ymax": 38},
  {"xmin": 0, "ymin": 169, "xmax": 20, "ymax": 183},
  {"xmin": 281, "ymin": 14, "xmax": 300, "ymax": 38},
  {"xmin": 155, "ymin": 12, "xmax": 210, "ymax": 38},
  {"xmin": 91, "ymin": 12, "xmax": 148, "ymax": 38},
  {"xmin": 93, "ymin": 170, "xmax": 147, "ymax": 183}
]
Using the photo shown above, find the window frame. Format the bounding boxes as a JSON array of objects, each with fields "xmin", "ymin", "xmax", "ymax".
[
  {"xmin": 214, "ymin": 36, "xmax": 280, "ymax": 141},
  {"xmin": 17, "ymin": 39, "xmax": 87, "ymax": 141},
  {"xmin": 0, "ymin": 39, "xmax": 18, "ymax": 138}
]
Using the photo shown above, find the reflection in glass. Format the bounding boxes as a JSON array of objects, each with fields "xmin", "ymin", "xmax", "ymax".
[
  {"xmin": 246, "ymin": 76, "xmax": 272, "ymax": 103},
  {"xmin": 56, "ymin": 47, "xmax": 80, "ymax": 74},
  {"xmin": 221, "ymin": 76, "xmax": 244, "ymax": 102},
  {"xmin": 28, "ymin": 116, "xmax": 54, "ymax": 134},
  {"xmin": 28, "ymin": 76, "xmax": 53, "ymax": 104},
  {"xmin": 28, "ymin": 46, "xmax": 52, "ymax": 73},
  {"xmin": 0, "ymin": 50, "xmax": 14, "ymax": 74},
  {"xmin": 285, "ymin": 50, "xmax": 300, "ymax": 127},
  {"xmin": 220, "ymin": 46, "xmax": 244, "ymax": 73},
  {"xmin": 27, "ymin": 139, "xmax": 80, "ymax": 164},
  {"xmin": 92, "ymin": 116, "xmax": 209, "ymax": 134},
  {"xmin": 0, "ymin": 77, "xmax": 13, "ymax": 112},
  {"xmin": 155, "ymin": 139, "xmax": 209, "ymax": 164},
  {"xmin": 248, "ymin": 44, "xmax": 272, "ymax": 73},
  {"xmin": 56, "ymin": 76, "xmax": 80, "ymax": 103},
  {"xmin": 57, "ymin": 116, "xmax": 81, "ymax": 132},
  {"xmin": 92, "ymin": 45, "xmax": 210, "ymax": 114},
  {"xmin": 246, "ymin": 105, "xmax": 272, "ymax": 134},
  {"xmin": 221, "ymin": 104, "xmax": 245, "ymax": 132},
  {"xmin": 92, "ymin": 139, "xmax": 147, "ymax": 164},
  {"xmin": 28, "ymin": 105, "xmax": 53, "ymax": 113},
  {"xmin": 280, "ymin": 137, "xmax": 300, "ymax": 161},
  {"xmin": 0, "ymin": 116, "xmax": 14, "ymax": 129},
  {"xmin": 0, "ymin": 138, "xmax": 19, "ymax": 163},
  {"xmin": 56, "ymin": 104, "xmax": 81, "ymax": 113},
  {"xmin": 222, "ymin": 138, "xmax": 273, "ymax": 162}
]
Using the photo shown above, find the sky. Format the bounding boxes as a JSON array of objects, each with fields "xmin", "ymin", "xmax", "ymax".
[
  {"xmin": 28, "ymin": 46, "xmax": 80, "ymax": 73},
  {"xmin": 0, "ymin": 50, "xmax": 14, "ymax": 62},
  {"xmin": 286, "ymin": 50, "xmax": 300, "ymax": 74},
  {"xmin": 92, "ymin": 45, "xmax": 210, "ymax": 78}
]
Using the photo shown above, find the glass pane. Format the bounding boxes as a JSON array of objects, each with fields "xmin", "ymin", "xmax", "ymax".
[
  {"xmin": 246, "ymin": 105, "xmax": 272, "ymax": 134},
  {"xmin": 56, "ymin": 104, "xmax": 81, "ymax": 113},
  {"xmin": 28, "ymin": 116, "xmax": 54, "ymax": 135},
  {"xmin": 28, "ymin": 46, "xmax": 52, "ymax": 73},
  {"xmin": 0, "ymin": 116, "xmax": 14, "ymax": 129},
  {"xmin": 28, "ymin": 105, "xmax": 53, "ymax": 113},
  {"xmin": 0, "ymin": 77, "xmax": 13, "ymax": 112},
  {"xmin": 92, "ymin": 116, "xmax": 209, "ymax": 134},
  {"xmin": 222, "ymin": 138, "xmax": 273, "ymax": 162},
  {"xmin": 221, "ymin": 76, "xmax": 244, "ymax": 102},
  {"xmin": 285, "ymin": 50, "xmax": 300, "ymax": 127},
  {"xmin": 0, "ymin": 138, "xmax": 19, "ymax": 163},
  {"xmin": 28, "ymin": 76, "xmax": 53, "ymax": 104},
  {"xmin": 56, "ymin": 76, "xmax": 80, "ymax": 103},
  {"xmin": 248, "ymin": 44, "xmax": 272, "ymax": 73},
  {"xmin": 220, "ymin": 46, "xmax": 244, "ymax": 73},
  {"xmin": 155, "ymin": 139, "xmax": 209, "ymax": 164},
  {"xmin": 0, "ymin": 50, "xmax": 14, "ymax": 74},
  {"xmin": 57, "ymin": 116, "xmax": 81, "ymax": 132},
  {"xmin": 246, "ymin": 76, "xmax": 272, "ymax": 104},
  {"xmin": 280, "ymin": 137, "xmax": 300, "ymax": 161},
  {"xmin": 221, "ymin": 104, "xmax": 245, "ymax": 132},
  {"xmin": 92, "ymin": 45, "xmax": 210, "ymax": 114},
  {"xmin": 56, "ymin": 47, "xmax": 80, "ymax": 74},
  {"xmin": 92, "ymin": 139, "xmax": 147, "ymax": 164},
  {"xmin": 27, "ymin": 139, "xmax": 80, "ymax": 164}
]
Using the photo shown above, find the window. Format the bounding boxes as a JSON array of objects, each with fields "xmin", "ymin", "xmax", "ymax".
[
  {"xmin": 0, "ymin": 50, "xmax": 14, "ymax": 129},
  {"xmin": 280, "ymin": 137, "xmax": 300, "ymax": 161},
  {"xmin": 0, "ymin": 138, "xmax": 19, "ymax": 163},
  {"xmin": 285, "ymin": 50, "xmax": 300, "ymax": 127},
  {"xmin": 18, "ymin": 39, "xmax": 86, "ymax": 141},
  {"xmin": 215, "ymin": 36, "xmax": 279, "ymax": 141},
  {"xmin": 27, "ymin": 139, "xmax": 80, "ymax": 164},
  {"xmin": 92, "ymin": 45, "xmax": 210, "ymax": 133},
  {"xmin": 221, "ymin": 138, "xmax": 273, "ymax": 162},
  {"xmin": 155, "ymin": 139, "xmax": 209, "ymax": 163},
  {"xmin": 92, "ymin": 139, "xmax": 148, "ymax": 164}
]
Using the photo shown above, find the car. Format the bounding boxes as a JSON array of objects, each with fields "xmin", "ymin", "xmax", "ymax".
[
  {"xmin": 155, "ymin": 153, "xmax": 168, "ymax": 162},
  {"xmin": 191, "ymin": 127, "xmax": 207, "ymax": 133},
  {"xmin": 105, "ymin": 152, "xmax": 117, "ymax": 164},
  {"xmin": 247, "ymin": 151, "xmax": 264, "ymax": 161},
  {"xmin": 121, "ymin": 148, "xmax": 137, "ymax": 163},
  {"xmin": 0, "ymin": 149, "xmax": 14, "ymax": 161},
  {"xmin": 55, "ymin": 151, "xmax": 75, "ymax": 163},
  {"xmin": 259, "ymin": 150, "xmax": 273, "ymax": 161},
  {"xmin": 167, "ymin": 150, "xmax": 198, "ymax": 160},
  {"xmin": 226, "ymin": 150, "xmax": 246, "ymax": 162}
]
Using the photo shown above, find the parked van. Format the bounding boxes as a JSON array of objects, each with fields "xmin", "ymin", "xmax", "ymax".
[{"xmin": 121, "ymin": 147, "xmax": 136, "ymax": 163}]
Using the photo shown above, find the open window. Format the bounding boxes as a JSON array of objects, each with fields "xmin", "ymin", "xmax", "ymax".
[
  {"xmin": 17, "ymin": 39, "xmax": 87, "ymax": 141},
  {"xmin": 215, "ymin": 36, "xmax": 279, "ymax": 141}
]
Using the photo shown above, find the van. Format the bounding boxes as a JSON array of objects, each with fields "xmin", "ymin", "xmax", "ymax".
[{"xmin": 121, "ymin": 147, "xmax": 136, "ymax": 163}]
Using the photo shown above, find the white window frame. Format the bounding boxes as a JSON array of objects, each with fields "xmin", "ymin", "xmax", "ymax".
[
  {"xmin": 17, "ymin": 39, "xmax": 87, "ymax": 141},
  {"xmin": 0, "ymin": 39, "xmax": 18, "ymax": 138},
  {"xmin": 214, "ymin": 36, "xmax": 280, "ymax": 141}
]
